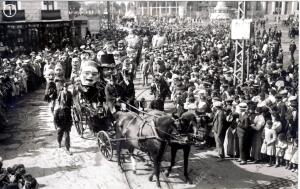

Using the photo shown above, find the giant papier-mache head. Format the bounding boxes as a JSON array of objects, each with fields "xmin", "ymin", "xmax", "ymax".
[
  {"xmin": 45, "ymin": 69, "xmax": 55, "ymax": 83},
  {"xmin": 80, "ymin": 60, "xmax": 100, "ymax": 87}
]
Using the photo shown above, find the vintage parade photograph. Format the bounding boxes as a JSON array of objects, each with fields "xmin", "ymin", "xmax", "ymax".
[{"xmin": 0, "ymin": 0, "xmax": 299, "ymax": 189}]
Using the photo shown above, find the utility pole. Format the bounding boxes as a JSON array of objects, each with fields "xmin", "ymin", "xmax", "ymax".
[{"xmin": 233, "ymin": 1, "xmax": 247, "ymax": 86}]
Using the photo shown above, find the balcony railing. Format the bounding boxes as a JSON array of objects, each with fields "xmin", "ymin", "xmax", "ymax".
[
  {"xmin": 41, "ymin": 10, "xmax": 61, "ymax": 20},
  {"xmin": 2, "ymin": 10, "xmax": 25, "ymax": 21}
]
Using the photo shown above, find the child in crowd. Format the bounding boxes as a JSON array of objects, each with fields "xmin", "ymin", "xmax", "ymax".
[
  {"xmin": 275, "ymin": 133, "xmax": 288, "ymax": 167},
  {"xmin": 290, "ymin": 139, "xmax": 298, "ymax": 172},
  {"xmin": 261, "ymin": 120, "xmax": 277, "ymax": 167},
  {"xmin": 284, "ymin": 136, "xmax": 294, "ymax": 169}
]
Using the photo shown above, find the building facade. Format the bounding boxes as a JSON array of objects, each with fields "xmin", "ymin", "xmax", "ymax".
[
  {"xmin": 0, "ymin": 1, "xmax": 70, "ymax": 52},
  {"xmin": 246, "ymin": 1, "xmax": 299, "ymax": 18},
  {"xmin": 135, "ymin": 1, "xmax": 299, "ymax": 19}
]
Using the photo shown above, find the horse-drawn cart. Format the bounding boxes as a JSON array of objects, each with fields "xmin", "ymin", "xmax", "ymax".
[{"xmin": 97, "ymin": 129, "xmax": 159, "ymax": 161}]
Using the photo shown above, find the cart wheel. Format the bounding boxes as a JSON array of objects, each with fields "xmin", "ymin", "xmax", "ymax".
[
  {"xmin": 72, "ymin": 108, "xmax": 83, "ymax": 136},
  {"xmin": 97, "ymin": 131, "xmax": 113, "ymax": 160}
]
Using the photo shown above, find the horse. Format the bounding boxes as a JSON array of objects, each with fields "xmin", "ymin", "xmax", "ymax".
[
  {"xmin": 165, "ymin": 111, "xmax": 198, "ymax": 184},
  {"xmin": 114, "ymin": 110, "xmax": 176, "ymax": 188}
]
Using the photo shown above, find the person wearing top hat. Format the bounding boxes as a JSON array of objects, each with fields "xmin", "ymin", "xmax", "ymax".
[{"xmin": 212, "ymin": 100, "xmax": 226, "ymax": 161}]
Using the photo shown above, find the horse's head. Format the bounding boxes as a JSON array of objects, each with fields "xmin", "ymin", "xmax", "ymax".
[
  {"xmin": 172, "ymin": 112, "xmax": 197, "ymax": 135},
  {"xmin": 155, "ymin": 115, "xmax": 178, "ymax": 140}
]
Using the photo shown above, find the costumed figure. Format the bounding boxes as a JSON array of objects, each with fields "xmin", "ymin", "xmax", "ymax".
[
  {"xmin": 70, "ymin": 57, "xmax": 81, "ymax": 83},
  {"xmin": 74, "ymin": 59, "xmax": 108, "ymax": 134},
  {"xmin": 125, "ymin": 29, "xmax": 143, "ymax": 66},
  {"xmin": 54, "ymin": 63, "xmax": 65, "ymax": 91},
  {"xmin": 44, "ymin": 69, "xmax": 57, "ymax": 113}
]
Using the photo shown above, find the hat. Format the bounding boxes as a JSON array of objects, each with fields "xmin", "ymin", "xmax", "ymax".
[
  {"xmin": 239, "ymin": 102, "xmax": 248, "ymax": 109},
  {"xmin": 279, "ymin": 90, "xmax": 288, "ymax": 95},
  {"xmin": 100, "ymin": 54, "xmax": 115, "ymax": 68},
  {"xmin": 16, "ymin": 59, "xmax": 22, "ymax": 64},
  {"xmin": 225, "ymin": 97, "xmax": 233, "ymax": 102},
  {"xmin": 275, "ymin": 94, "xmax": 282, "ymax": 99},
  {"xmin": 172, "ymin": 74, "xmax": 180, "ymax": 80},
  {"xmin": 35, "ymin": 56, "xmax": 42, "ymax": 60},
  {"xmin": 213, "ymin": 101, "xmax": 222, "ymax": 108},
  {"xmin": 289, "ymin": 96, "xmax": 297, "ymax": 102}
]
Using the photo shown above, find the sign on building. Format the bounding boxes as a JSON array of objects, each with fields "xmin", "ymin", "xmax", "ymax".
[{"xmin": 231, "ymin": 19, "xmax": 254, "ymax": 40}]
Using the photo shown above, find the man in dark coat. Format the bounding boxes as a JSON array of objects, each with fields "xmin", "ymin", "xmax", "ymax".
[
  {"xmin": 212, "ymin": 101, "xmax": 226, "ymax": 161},
  {"xmin": 289, "ymin": 40, "xmax": 297, "ymax": 62},
  {"xmin": 150, "ymin": 74, "xmax": 170, "ymax": 111},
  {"xmin": 118, "ymin": 71, "xmax": 135, "ymax": 111},
  {"xmin": 285, "ymin": 96, "xmax": 298, "ymax": 139},
  {"xmin": 54, "ymin": 83, "xmax": 73, "ymax": 154},
  {"xmin": 105, "ymin": 74, "xmax": 120, "ymax": 113},
  {"xmin": 236, "ymin": 103, "xmax": 250, "ymax": 165}
]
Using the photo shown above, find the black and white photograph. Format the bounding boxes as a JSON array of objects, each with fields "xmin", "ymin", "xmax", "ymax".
[{"xmin": 0, "ymin": 0, "xmax": 299, "ymax": 188}]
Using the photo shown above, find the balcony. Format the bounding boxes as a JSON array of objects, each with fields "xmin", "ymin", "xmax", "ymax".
[
  {"xmin": 41, "ymin": 10, "xmax": 61, "ymax": 20},
  {"xmin": 2, "ymin": 10, "xmax": 25, "ymax": 21}
]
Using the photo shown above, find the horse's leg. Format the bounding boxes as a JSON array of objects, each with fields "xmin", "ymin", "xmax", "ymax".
[
  {"xmin": 155, "ymin": 142, "xmax": 167, "ymax": 188},
  {"xmin": 183, "ymin": 145, "xmax": 192, "ymax": 184},
  {"xmin": 129, "ymin": 147, "xmax": 137, "ymax": 174},
  {"xmin": 165, "ymin": 144, "xmax": 178, "ymax": 177},
  {"xmin": 116, "ymin": 129, "xmax": 123, "ymax": 169}
]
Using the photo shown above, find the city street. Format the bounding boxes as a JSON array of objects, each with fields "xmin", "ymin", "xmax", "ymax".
[
  {"xmin": 0, "ymin": 1, "xmax": 299, "ymax": 189},
  {"xmin": 0, "ymin": 65, "xmax": 298, "ymax": 189}
]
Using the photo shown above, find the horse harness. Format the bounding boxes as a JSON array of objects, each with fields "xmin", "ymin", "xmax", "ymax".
[{"xmin": 122, "ymin": 115, "xmax": 162, "ymax": 142}]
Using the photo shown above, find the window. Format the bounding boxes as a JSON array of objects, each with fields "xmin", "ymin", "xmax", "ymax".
[
  {"xmin": 43, "ymin": 1, "xmax": 54, "ymax": 10},
  {"xmin": 5, "ymin": 1, "xmax": 18, "ymax": 10},
  {"xmin": 246, "ymin": 2, "xmax": 251, "ymax": 11},
  {"xmin": 256, "ymin": 2, "xmax": 261, "ymax": 11}
]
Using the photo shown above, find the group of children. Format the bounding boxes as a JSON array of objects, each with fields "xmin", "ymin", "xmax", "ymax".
[{"xmin": 261, "ymin": 120, "xmax": 298, "ymax": 172}]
